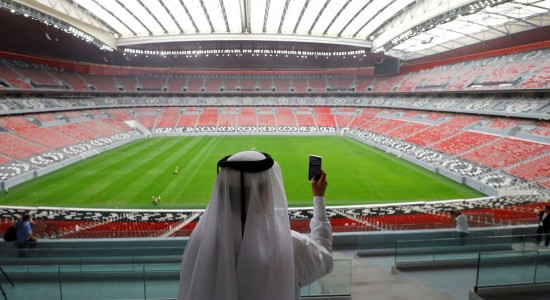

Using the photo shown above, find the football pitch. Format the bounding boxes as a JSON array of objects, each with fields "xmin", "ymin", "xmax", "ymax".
[{"xmin": 0, "ymin": 136, "xmax": 484, "ymax": 209}]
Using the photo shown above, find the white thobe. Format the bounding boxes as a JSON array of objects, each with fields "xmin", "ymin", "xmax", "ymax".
[{"xmin": 292, "ymin": 196, "xmax": 333, "ymax": 299}]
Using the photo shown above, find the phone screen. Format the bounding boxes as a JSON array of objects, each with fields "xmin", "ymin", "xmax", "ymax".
[{"xmin": 308, "ymin": 155, "xmax": 322, "ymax": 180}]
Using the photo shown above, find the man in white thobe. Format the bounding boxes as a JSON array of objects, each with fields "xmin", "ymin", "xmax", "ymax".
[{"xmin": 178, "ymin": 151, "xmax": 333, "ymax": 300}]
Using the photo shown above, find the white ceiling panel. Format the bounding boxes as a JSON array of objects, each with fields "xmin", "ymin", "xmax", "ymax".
[
  {"xmin": 281, "ymin": 0, "xmax": 307, "ymax": 34},
  {"xmin": 21, "ymin": 0, "xmax": 550, "ymax": 60},
  {"xmin": 325, "ymin": 0, "xmax": 370, "ymax": 36},
  {"xmin": 249, "ymin": 0, "xmax": 267, "ymax": 33},
  {"xmin": 73, "ymin": 0, "xmax": 131, "ymax": 35},
  {"xmin": 357, "ymin": 0, "xmax": 416, "ymax": 38},
  {"xmin": 164, "ymin": 0, "xmax": 196, "ymax": 33},
  {"xmin": 295, "ymin": 0, "xmax": 328, "ymax": 34},
  {"xmin": 223, "ymin": 0, "xmax": 243, "ymax": 32},
  {"xmin": 142, "ymin": 0, "xmax": 178, "ymax": 34},
  {"xmin": 344, "ymin": 0, "xmax": 389, "ymax": 38},
  {"xmin": 265, "ymin": 0, "xmax": 286, "ymax": 33},
  {"xmin": 311, "ymin": 0, "xmax": 348, "ymax": 35},
  {"xmin": 124, "ymin": 0, "xmax": 164, "ymax": 34},
  {"xmin": 185, "ymin": 0, "xmax": 213, "ymax": 33},
  {"xmin": 203, "ymin": 0, "xmax": 227, "ymax": 32}
]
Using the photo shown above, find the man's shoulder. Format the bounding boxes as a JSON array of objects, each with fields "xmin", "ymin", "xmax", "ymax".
[
  {"xmin": 18, "ymin": 221, "xmax": 31, "ymax": 229},
  {"xmin": 291, "ymin": 230, "xmax": 310, "ymax": 244},
  {"xmin": 291, "ymin": 230, "xmax": 303, "ymax": 239}
]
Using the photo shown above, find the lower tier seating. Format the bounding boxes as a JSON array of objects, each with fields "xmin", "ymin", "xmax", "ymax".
[{"xmin": 1, "ymin": 196, "xmax": 545, "ymax": 239}]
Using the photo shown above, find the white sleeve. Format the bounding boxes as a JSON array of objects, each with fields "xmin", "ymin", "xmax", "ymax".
[{"xmin": 293, "ymin": 196, "xmax": 333, "ymax": 288}]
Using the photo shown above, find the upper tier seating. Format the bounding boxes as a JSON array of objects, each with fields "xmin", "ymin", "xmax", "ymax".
[
  {"xmin": 137, "ymin": 77, "xmax": 167, "ymax": 91},
  {"xmin": 396, "ymin": 73, "xmax": 428, "ymax": 92},
  {"xmin": 308, "ymin": 77, "xmax": 325, "ymax": 93},
  {"xmin": 327, "ymin": 78, "xmax": 354, "ymax": 91},
  {"xmin": 257, "ymin": 78, "xmax": 273, "ymax": 91},
  {"xmin": 371, "ymin": 74, "xmax": 407, "ymax": 92},
  {"xmin": 2, "ymin": 48, "xmax": 550, "ymax": 93},
  {"xmin": 116, "ymin": 75, "xmax": 138, "ymax": 92},
  {"xmin": 415, "ymin": 68, "xmax": 464, "ymax": 91},
  {"xmin": 204, "ymin": 78, "xmax": 221, "ymax": 92},
  {"xmin": 521, "ymin": 62, "xmax": 550, "ymax": 89},
  {"xmin": 80, "ymin": 74, "xmax": 119, "ymax": 92},
  {"xmin": 448, "ymin": 65, "xmax": 492, "ymax": 90},
  {"xmin": 354, "ymin": 77, "xmax": 374, "ymax": 92},
  {"xmin": 239, "ymin": 78, "xmax": 257, "ymax": 90},
  {"xmin": 479, "ymin": 60, "xmax": 540, "ymax": 85},
  {"xmin": 186, "ymin": 78, "xmax": 204, "ymax": 92},
  {"xmin": 273, "ymin": 78, "xmax": 291, "ymax": 92},
  {"xmin": 50, "ymin": 71, "xmax": 90, "ymax": 91},
  {"xmin": 167, "ymin": 77, "xmax": 186, "ymax": 92},
  {"xmin": 291, "ymin": 78, "xmax": 307, "ymax": 93},
  {"xmin": 0, "ymin": 64, "xmax": 32, "ymax": 90},
  {"xmin": 222, "ymin": 79, "xmax": 238, "ymax": 91},
  {"xmin": 9, "ymin": 66, "xmax": 62, "ymax": 88}
]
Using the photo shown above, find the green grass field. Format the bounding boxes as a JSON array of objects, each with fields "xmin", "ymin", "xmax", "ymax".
[{"xmin": 0, "ymin": 136, "xmax": 484, "ymax": 209}]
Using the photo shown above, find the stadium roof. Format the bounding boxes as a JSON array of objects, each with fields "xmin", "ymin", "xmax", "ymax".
[{"xmin": 2, "ymin": 0, "xmax": 550, "ymax": 63}]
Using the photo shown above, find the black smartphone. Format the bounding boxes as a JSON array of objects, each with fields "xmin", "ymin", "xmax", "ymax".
[{"xmin": 308, "ymin": 155, "xmax": 322, "ymax": 180}]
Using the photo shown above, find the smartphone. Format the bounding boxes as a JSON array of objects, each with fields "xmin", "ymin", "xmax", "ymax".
[{"xmin": 308, "ymin": 155, "xmax": 322, "ymax": 180}]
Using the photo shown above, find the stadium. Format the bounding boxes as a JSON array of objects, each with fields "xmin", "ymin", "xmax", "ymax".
[{"xmin": 0, "ymin": 0, "xmax": 549, "ymax": 299}]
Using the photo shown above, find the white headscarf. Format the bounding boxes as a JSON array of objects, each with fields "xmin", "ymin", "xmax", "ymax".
[{"xmin": 178, "ymin": 151, "xmax": 295, "ymax": 300}]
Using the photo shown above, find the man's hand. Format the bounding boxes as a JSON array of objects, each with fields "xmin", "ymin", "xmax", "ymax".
[{"xmin": 311, "ymin": 170, "xmax": 327, "ymax": 197}]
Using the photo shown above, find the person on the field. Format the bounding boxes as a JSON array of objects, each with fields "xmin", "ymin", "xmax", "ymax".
[
  {"xmin": 178, "ymin": 151, "xmax": 332, "ymax": 300},
  {"xmin": 174, "ymin": 166, "xmax": 179, "ymax": 174}
]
